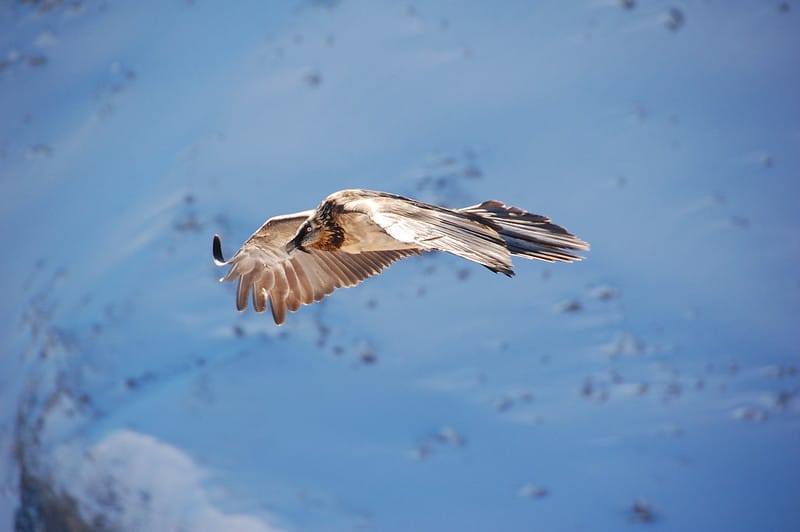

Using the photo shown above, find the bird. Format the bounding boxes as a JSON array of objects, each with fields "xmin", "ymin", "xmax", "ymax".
[{"xmin": 213, "ymin": 189, "xmax": 589, "ymax": 325}]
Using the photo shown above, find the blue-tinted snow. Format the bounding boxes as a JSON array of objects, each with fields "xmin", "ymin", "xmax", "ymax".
[{"xmin": 1, "ymin": 1, "xmax": 799, "ymax": 531}]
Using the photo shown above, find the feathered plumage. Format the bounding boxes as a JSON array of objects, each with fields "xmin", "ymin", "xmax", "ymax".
[{"xmin": 213, "ymin": 189, "xmax": 589, "ymax": 324}]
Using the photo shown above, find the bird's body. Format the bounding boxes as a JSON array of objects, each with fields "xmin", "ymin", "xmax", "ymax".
[{"xmin": 213, "ymin": 189, "xmax": 589, "ymax": 324}]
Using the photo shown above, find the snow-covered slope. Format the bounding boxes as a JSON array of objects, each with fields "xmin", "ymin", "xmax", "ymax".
[{"xmin": 2, "ymin": 1, "xmax": 799, "ymax": 530}]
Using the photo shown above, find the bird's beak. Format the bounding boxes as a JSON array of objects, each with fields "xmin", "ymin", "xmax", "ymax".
[{"xmin": 285, "ymin": 236, "xmax": 307, "ymax": 254}]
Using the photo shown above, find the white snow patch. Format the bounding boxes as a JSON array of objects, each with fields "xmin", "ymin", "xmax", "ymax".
[{"xmin": 52, "ymin": 430, "xmax": 283, "ymax": 532}]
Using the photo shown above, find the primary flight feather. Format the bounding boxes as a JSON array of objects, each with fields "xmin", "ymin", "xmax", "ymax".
[{"xmin": 213, "ymin": 189, "xmax": 589, "ymax": 324}]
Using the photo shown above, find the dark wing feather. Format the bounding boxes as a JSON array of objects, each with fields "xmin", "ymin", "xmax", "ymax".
[
  {"xmin": 213, "ymin": 211, "xmax": 418, "ymax": 325},
  {"xmin": 458, "ymin": 200, "xmax": 589, "ymax": 263}
]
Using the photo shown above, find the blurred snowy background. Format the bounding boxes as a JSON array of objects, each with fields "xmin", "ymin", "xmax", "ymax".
[{"xmin": 1, "ymin": 1, "xmax": 799, "ymax": 530}]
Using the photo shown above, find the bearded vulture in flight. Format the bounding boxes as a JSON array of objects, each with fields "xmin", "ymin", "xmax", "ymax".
[{"xmin": 213, "ymin": 189, "xmax": 589, "ymax": 324}]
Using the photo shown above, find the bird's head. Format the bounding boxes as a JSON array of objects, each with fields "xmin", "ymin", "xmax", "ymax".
[
  {"xmin": 286, "ymin": 219, "xmax": 321, "ymax": 254},
  {"xmin": 286, "ymin": 202, "xmax": 345, "ymax": 254}
]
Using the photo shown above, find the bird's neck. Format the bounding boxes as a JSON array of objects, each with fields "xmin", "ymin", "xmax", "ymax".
[{"xmin": 311, "ymin": 200, "xmax": 346, "ymax": 251}]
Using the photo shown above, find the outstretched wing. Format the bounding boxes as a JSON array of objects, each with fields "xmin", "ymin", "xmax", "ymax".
[
  {"xmin": 458, "ymin": 200, "xmax": 589, "ymax": 263},
  {"xmin": 348, "ymin": 191, "xmax": 516, "ymax": 276},
  {"xmin": 213, "ymin": 211, "xmax": 417, "ymax": 325}
]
